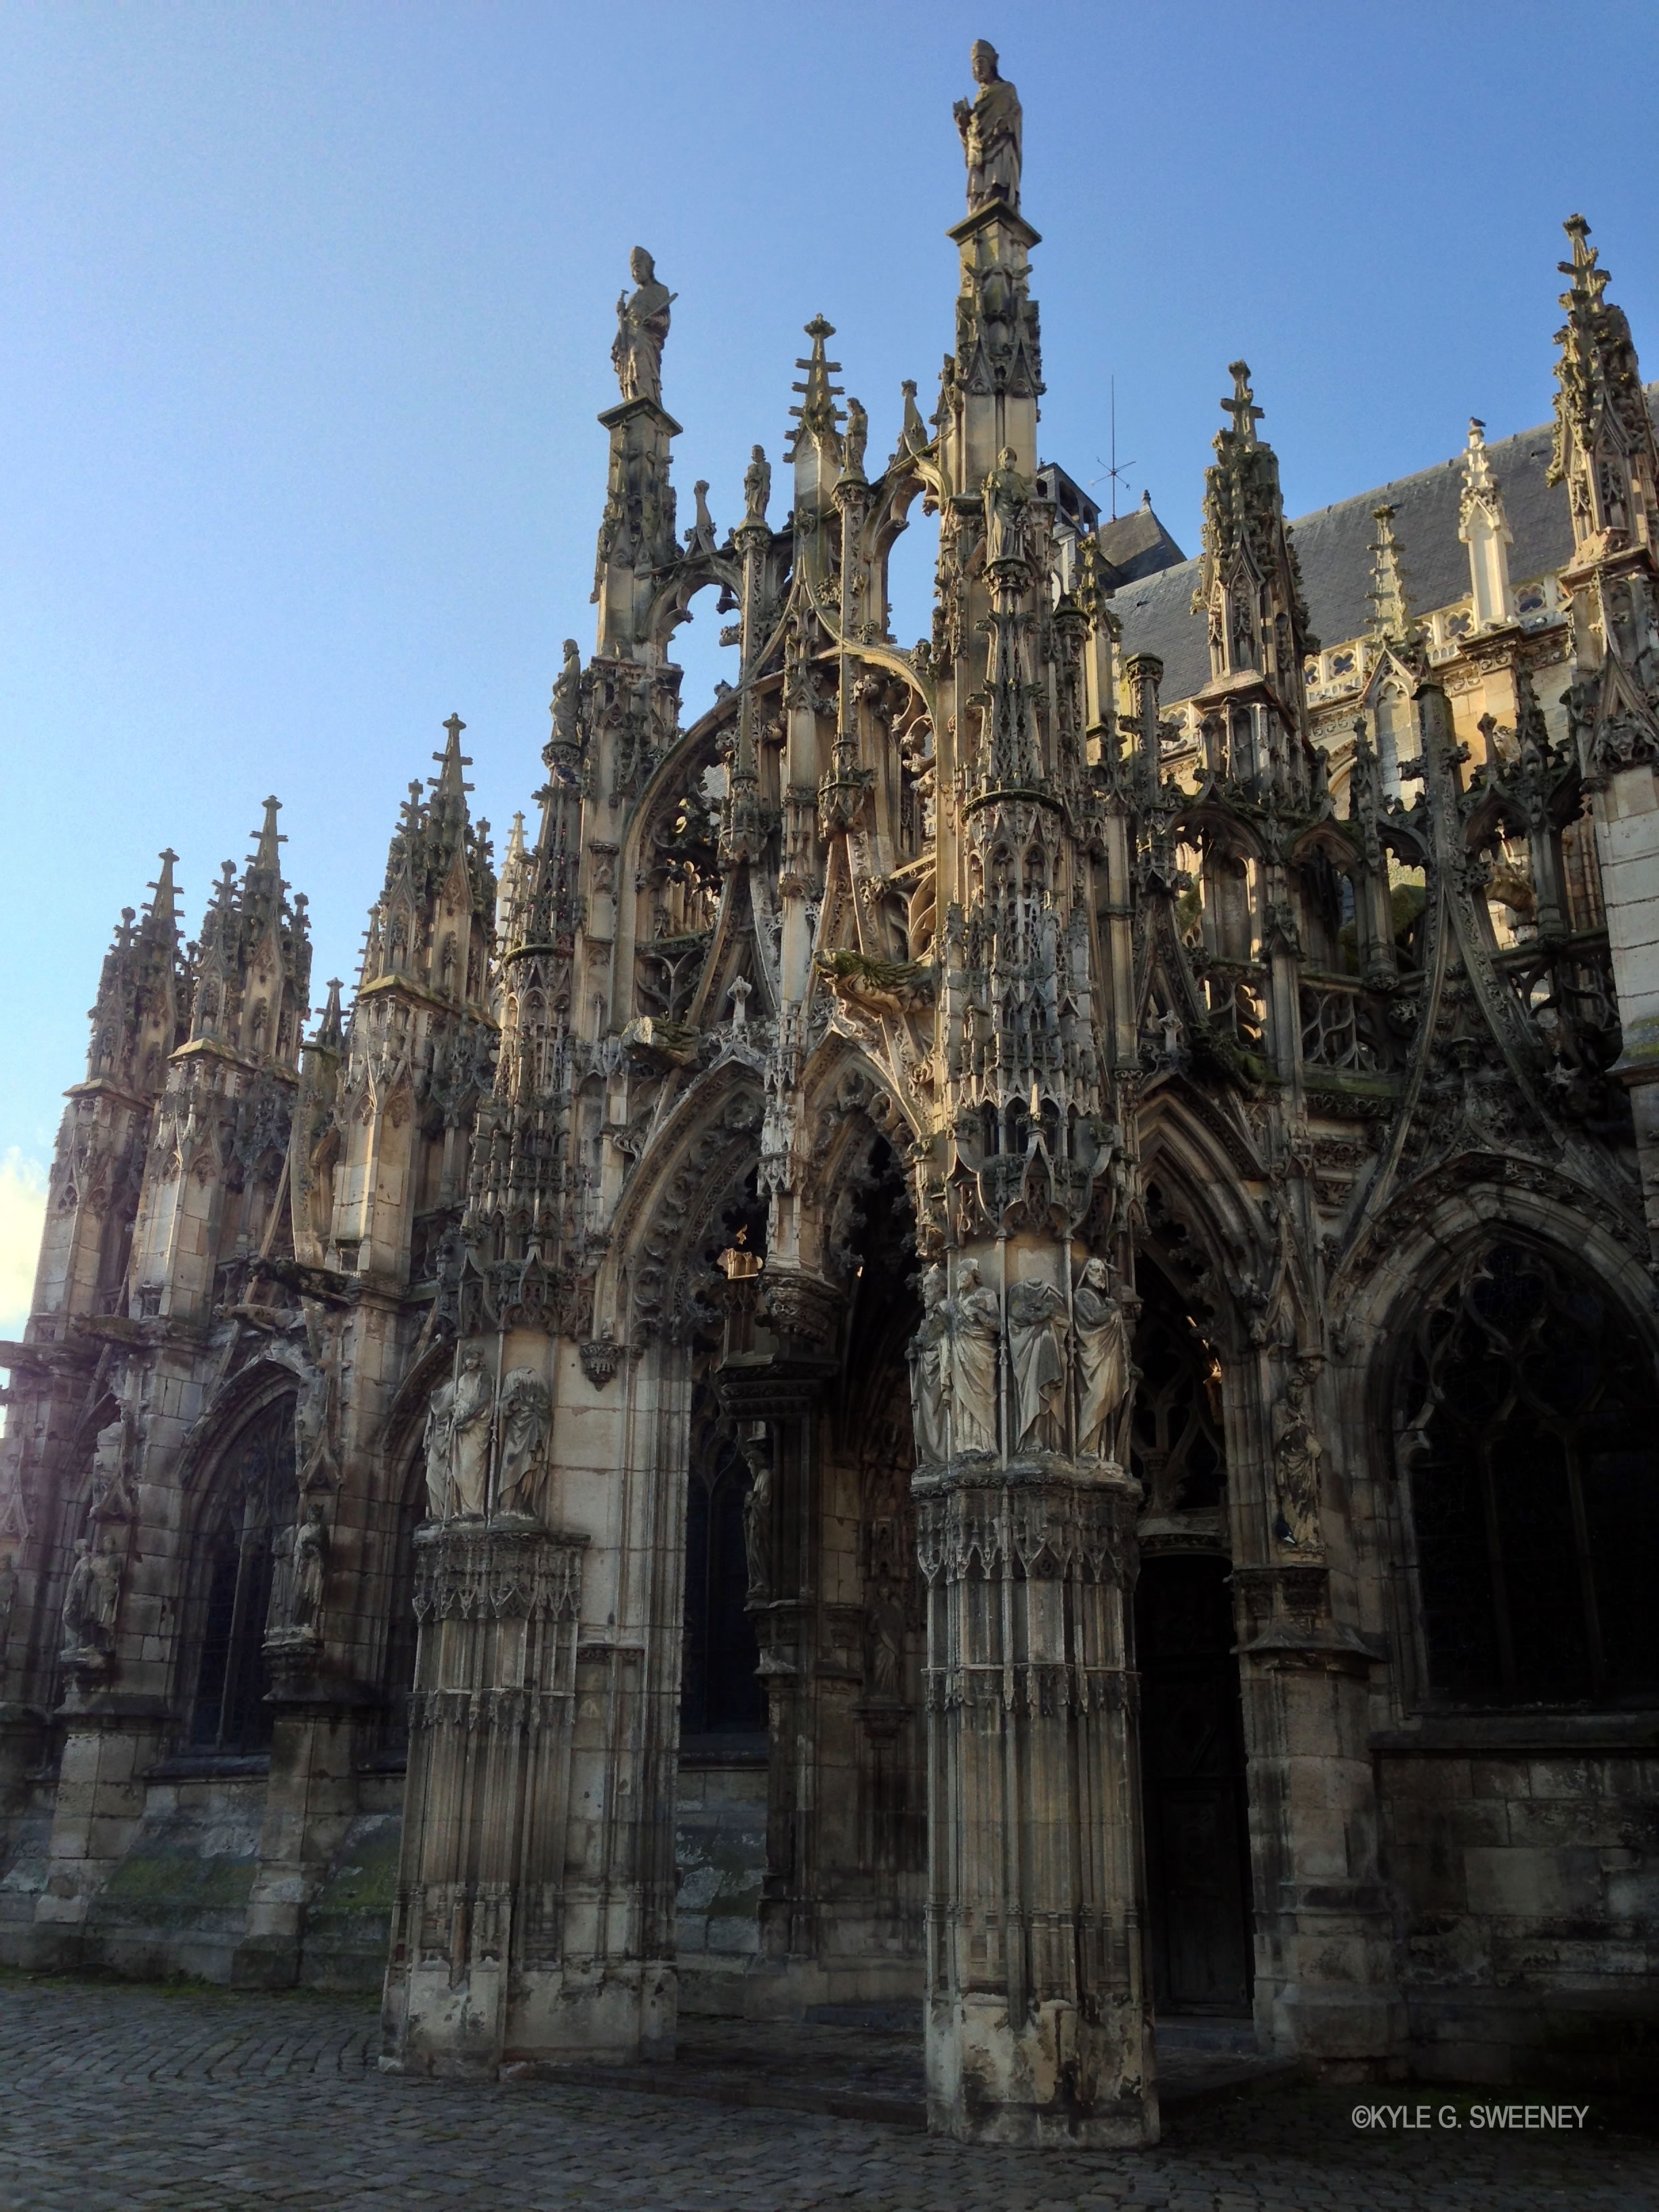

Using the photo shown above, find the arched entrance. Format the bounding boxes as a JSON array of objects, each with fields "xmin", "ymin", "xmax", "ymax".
[
  {"xmin": 1134, "ymin": 1554, "xmax": 1253, "ymax": 2014},
  {"xmin": 1130, "ymin": 1261, "xmax": 1253, "ymax": 2016}
]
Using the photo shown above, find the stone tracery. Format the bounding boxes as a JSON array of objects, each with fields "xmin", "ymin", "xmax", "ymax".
[{"xmin": 1, "ymin": 38, "xmax": 1658, "ymax": 2144}]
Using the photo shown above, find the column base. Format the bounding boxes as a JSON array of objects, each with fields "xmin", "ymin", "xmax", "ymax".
[
  {"xmin": 382, "ymin": 1954, "xmax": 678, "ymax": 2076},
  {"xmin": 925, "ymin": 1994, "xmax": 1159, "ymax": 2146}
]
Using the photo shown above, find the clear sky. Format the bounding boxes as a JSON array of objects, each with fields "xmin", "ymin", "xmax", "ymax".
[{"xmin": 3, "ymin": 0, "xmax": 1657, "ymax": 1332}]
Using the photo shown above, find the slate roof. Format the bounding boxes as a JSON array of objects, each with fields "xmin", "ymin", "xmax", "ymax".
[
  {"xmin": 1110, "ymin": 398, "xmax": 1659, "ymax": 705},
  {"xmin": 1093, "ymin": 493, "xmax": 1187, "ymax": 588}
]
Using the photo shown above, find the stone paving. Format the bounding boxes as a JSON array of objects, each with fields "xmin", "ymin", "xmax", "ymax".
[{"xmin": 0, "ymin": 1973, "xmax": 1654, "ymax": 2210}]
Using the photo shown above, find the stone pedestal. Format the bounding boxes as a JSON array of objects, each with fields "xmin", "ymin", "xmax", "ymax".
[
  {"xmin": 915, "ymin": 1460, "xmax": 1157, "ymax": 2146},
  {"xmin": 232, "ymin": 1641, "xmax": 372, "ymax": 1990},
  {"xmin": 382, "ymin": 1516, "xmax": 612, "ymax": 2076},
  {"xmin": 26, "ymin": 1685, "xmax": 169, "ymax": 1967}
]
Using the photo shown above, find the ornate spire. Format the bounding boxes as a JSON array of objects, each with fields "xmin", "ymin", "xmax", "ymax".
[
  {"xmin": 359, "ymin": 718, "xmax": 495, "ymax": 1008},
  {"xmin": 185, "ymin": 803, "xmax": 310, "ymax": 1066},
  {"xmin": 83, "ymin": 851, "xmax": 190, "ymax": 1094},
  {"xmin": 1458, "ymin": 418, "xmax": 1515, "ymax": 630},
  {"xmin": 1194, "ymin": 363, "xmax": 1317, "ymax": 741},
  {"xmin": 789, "ymin": 316, "xmax": 844, "ymax": 460},
  {"xmin": 1367, "ymin": 504, "xmax": 1423, "ymax": 655},
  {"xmin": 1549, "ymin": 213, "xmax": 1658, "ymax": 555}
]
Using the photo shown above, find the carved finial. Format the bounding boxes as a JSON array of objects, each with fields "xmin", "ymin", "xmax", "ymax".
[
  {"xmin": 1368, "ymin": 504, "xmax": 1422, "ymax": 653},
  {"xmin": 1221, "ymin": 362, "xmax": 1263, "ymax": 445},
  {"xmin": 790, "ymin": 319, "xmax": 844, "ymax": 455},
  {"xmin": 1459, "ymin": 419, "xmax": 1515, "ymax": 629}
]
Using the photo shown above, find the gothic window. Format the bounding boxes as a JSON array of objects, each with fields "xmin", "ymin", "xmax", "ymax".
[
  {"xmin": 1131, "ymin": 1265, "xmax": 1225, "ymax": 1515},
  {"xmin": 681, "ymin": 1415, "xmax": 763, "ymax": 1740},
  {"xmin": 188, "ymin": 1395, "xmax": 296, "ymax": 1752},
  {"xmin": 1401, "ymin": 1241, "xmax": 1659, "ymax": 1706}
]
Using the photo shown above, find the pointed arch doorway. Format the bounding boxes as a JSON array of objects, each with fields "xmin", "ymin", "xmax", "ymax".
[{"xmin": 1131, "ymin": 1261, "xmax": 1254, "ymax": 2017}]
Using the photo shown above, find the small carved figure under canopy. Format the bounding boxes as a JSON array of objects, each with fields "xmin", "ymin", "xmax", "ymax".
[
  {"xmin": 740, "ymin": 1428, "xmax": 773, "ymax": 1599},
  {"xmin": 1273, "ymin": 1359, "xmax": 1324, "ymax": 1551},
  {"xmin": 908, "ymin": 1263, "xmax": 951, "ymax": 1464},
  {"xmin": 62, "ymin": 1532, "xmax": 123, "ymax": 1656},
  {"xmin": 983, "ymin": 448, "xmax": 1034, "ymax": 567},
  {"xmin": 1073, "ymin": 1257, "xmax": 1130, "ymax": 1462},
  {"xmin": 424, "ymin": 1343, "xmax": 493, "ymax": 1521},
  {"xmin": 1006, "ymin": 1275, "xmax": 1069, "ymax": 1453},
  {"xmin": 951, "ymin": 1259, "xmax": 1003, "ymax": 1456},
  {"xmin": 495, "ymin": 1367, "xmax": 553, "ymax": 1519}
]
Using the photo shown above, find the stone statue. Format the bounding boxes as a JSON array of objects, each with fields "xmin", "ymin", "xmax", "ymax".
[
  {"xmin": 495, "ymin": 1368, "xmax": 552, "ymax": 1519},
  {"xmin": 289, "ymin": 1502, "xmax": 328, "ymax": 1633},
  {"xmin": 865, "ymin": 1584, "xmax": 907, "ymax": 1700},
  {"xmin": 907, "ymin": 1263, "xmax": 951, "ymax": 1464},
  {"xmin": 1006, "ymin": 1276, "xmax": 1069, "ymax": 1454},
  {"xmin": 611, "ymin": 247, "xmax": 674, "ymax": 405},
  {"xmin": 294, "ymin": 1302, "xmax": 339, "ymax": 1492},
  {"xmin": 60, "ymin": 1537, "xmax": 96, "ymax": 1653},
  {"xmin": 551, "ymin": 639, "xmax": 582, "ymax": 753},
  {"xmin": 1073, "ymin": 1258, "xmax": 1130, "ymax": 1461},
  {"xmin": 450, "ymin": 1345, "xmax": 493, "ymax": 1517},
  {"xmin": 951, "ymin": 1259, "xmax": 1002, "ymax": 1456},
  {"xmin": 89, "ymin": 1415, "xmax": 134, "ymax": 1521},
  {"xmin": 267, "ymin": 1518, "xmax": 296, "ymax": 1634},
  {"xmin": 983, "ymin": 448, "xmax": 1033, "ymax": 567},
  {"xmin": 842, "ymin": 397, "xmax": 868, "ymax": 480},
  {"xmin": 954, "ymin": 40, "xmax": 1022, "ymax": 213},
  {"xmin": 424, "ymin": 1344, "xmax": 493, "ymax": 1521},
  {"xmin": 740, "ymin": 1430, "xmax": 773, "ymax": 1599},
  {"xmin": 743, "ymin": 444, "xmax": 772, "ymax": 528},
  {"xmin": 1273, "ymin": 1359, "xmax": 1324, "ymax": 1550},
  {"xmin": 270, "ymin": 1503, "xmax": 328, "ymax": 1638},
  {"xmin": 64, "ymin": 1532, "xmax": 122, "ymax": 1656}
]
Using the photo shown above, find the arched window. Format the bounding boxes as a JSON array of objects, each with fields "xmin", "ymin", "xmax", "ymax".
[
  {"xmin": 188, "ymin": 1395, "xmax": 296, "ymax": 1752},
  {"xmin": 1401, "ymin": 1240, "xmax": 1659, "ymax": 1706}
]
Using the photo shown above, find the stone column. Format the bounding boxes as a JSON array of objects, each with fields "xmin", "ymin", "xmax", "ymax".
[
  {"xmin": 913, "ymin": 1230, "xmax": 1155, "ymax": 2146},
  {"xmin": 916, "ymin": 1450, "xmax": 1151, "ymax": 2145},
  {"xmin": 381, "ymin": 1518, "xmax": 588, "ymax": 2076}
]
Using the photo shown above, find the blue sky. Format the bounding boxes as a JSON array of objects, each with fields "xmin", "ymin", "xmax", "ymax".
[{"xmin": 3, "ymin": 0, "xmax": 1657, "ymax": 1327}]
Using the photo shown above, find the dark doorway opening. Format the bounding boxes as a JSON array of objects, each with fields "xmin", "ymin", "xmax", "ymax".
[
  {"xmin": 681, "ymin": 1409, "xmax": 764, "ymax": 1745},
  {"xmin": 1135, "ymin": 1552, "xmax": 1253, "ymax": 2014}
]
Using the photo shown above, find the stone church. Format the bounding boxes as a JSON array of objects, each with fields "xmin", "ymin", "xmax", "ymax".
[{"xmin": 2, "ymin": 40, "xmax": 1656, "ymax": 2146}]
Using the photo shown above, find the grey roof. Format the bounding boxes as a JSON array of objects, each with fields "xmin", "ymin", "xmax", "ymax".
[
  {"xmin": 1094, "ymin": 493, "xmax": 1186, "ymax": 588},
  {"xmin": 1111, "ymin": 400, "xmax": 1659, "ymax": 705}
]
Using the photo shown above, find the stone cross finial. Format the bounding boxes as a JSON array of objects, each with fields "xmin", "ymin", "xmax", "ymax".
[{"xmin": 1221, "ymin": 362, "xmax": 1263, "ymax": 443}]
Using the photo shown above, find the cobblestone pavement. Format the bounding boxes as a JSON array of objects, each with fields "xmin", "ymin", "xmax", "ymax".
[{"xmin": 0, "ymin": 1975, "xmax": 1654, "ymax": 2211}]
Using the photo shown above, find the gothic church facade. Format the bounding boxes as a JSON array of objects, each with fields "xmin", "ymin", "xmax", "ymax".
[{"xmin": 2, "ymin": 43, "xmax": 1656, "ymax": 2145}]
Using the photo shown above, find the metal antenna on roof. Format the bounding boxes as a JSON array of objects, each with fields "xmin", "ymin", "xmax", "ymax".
[{"xmin": 1090, "ymin": 377, "xmax": 1136, "ymax": 520}]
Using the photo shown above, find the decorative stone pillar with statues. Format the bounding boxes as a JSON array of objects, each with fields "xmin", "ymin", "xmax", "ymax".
[{"xmin": 898, "ymin": 42, "xmax": 1157, "ymax": 2146}]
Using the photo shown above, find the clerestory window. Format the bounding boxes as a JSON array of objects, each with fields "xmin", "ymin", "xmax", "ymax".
[{"xmin": 1401, "ymin": 1240, "xmax": 1659, "ymax": 1707}]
